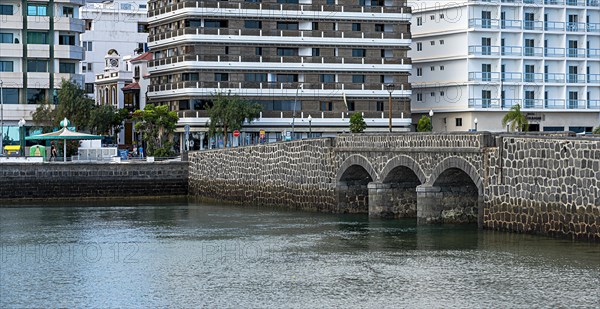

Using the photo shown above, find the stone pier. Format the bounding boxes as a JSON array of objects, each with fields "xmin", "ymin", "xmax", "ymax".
[{"xmin": 368, "ymin": 182, "xmax": 417, "ymax": 218}]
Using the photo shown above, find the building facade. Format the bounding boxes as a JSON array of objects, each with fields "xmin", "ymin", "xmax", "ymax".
[
  {"xmin": 79, "ymin": 0, "xmax": 148, "ymax": 97},
  {"xmin": 147, "ymin": 0, "xmax": 413, "ymax": 149},
  {"xmin": 0, "ymin": 0, "xmax": 85, "ymax": 129},
  {"xmin": 409, "ymin": 0, "xmax": 599, "ymax": 133}
]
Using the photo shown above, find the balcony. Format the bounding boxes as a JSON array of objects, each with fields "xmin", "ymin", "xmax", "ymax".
[
  {"xmin": 469, "ymin": 18, "xmax": 499, "ymax": 29},
  {"xmin": 588, "ymin": 100, "xmax": 600, "ymax": 109},
  {"xmin": 588, "ymin": 49, "xmax": 600, "ymax": 58},
  {"xmin": 587, "ymin": 74, "xmax": 600, "ymax": 83},
  {"xmin": 523, "ymin": 47, "xmax": 543, "ymax": 57},
  {"xmin": 501, "ymin": 46, "xmax": 522, "ymax": 56},
  {"xmin": 566, "ymin": 22, "xmax": 587, "ymax": 32},
  {"xmin": 54, "ymin": 18, "xmax": 85, "ymax": 33},
  {"xmin": 544, "ymin": 21, "xmax": 564, "ymax": 31},
  {"xmin": 567, "ymin": 100, "xmax": 587, "ymax": 109},
  {"xmin": 544, "ymin": 0, "xmax": 564, "ymax": 4},
  {"xmin": 0, "ymin": 43, "xmax": 23, "ymax": 58},
  {"xmin": 523, "ymin": 73, "xmax": 543, "ymax": 83},
  {"xmin": 587, "ymin": 0, "xmax": 600, "ymax": 6},
  {"xmin": 468, "ymin": 45, "xmax": 500, "ymax": 55},
  {"xmin": 567, "ymin": 74, "xmax": 586, "ymax": 83},
  {"xmin": 501, "ymin": 72, "xmax": 522, "ymax": 82},
  {"xmin": 567, "ymin": 48, "xmax": 586, "ymax": 58},
  {"xmin": 468, "ymin": 72, "xmax": 500, "ymax": 82},
  {"xmin": 523, "ymin": 99, "xmax": 543, "ymax": 109},
  {"xmin": 500, "ymin": 20, "xmax": 522, "ymax": 30},
  {"xmin": 148, "ymin": 81, "xmax": 412, "ymax": 93},
  {"xmin": 566, "ymin": 0, "xmax": 586, "ymax": 5},
  {"xmin": 501, "ymin": 99, "xmax": 521, "ymax": 108},
  {"xmin": 523, "ymin": 20, "xmax": 543, "ymax": 31},
  {"xmin": 544, "ymin": 73, "xmax": 565, "ymax": 83},
  {"xmin": 587, "ymin": 23, "xmax": 600, "ymax": 33},
  {"xmin": 545, "ymin": 99, "xmax": 565, "ymax": 109},
  {"xmin": 468, "ymin": 98, "xmax": 500, "ymax": 108},
  {"xmin": 54, "ymin": 45, "xmax": 84, "ymax": 60},
  {"xmin": 544, "ymin": 47, "xmax": 565, "ymax": 57}
]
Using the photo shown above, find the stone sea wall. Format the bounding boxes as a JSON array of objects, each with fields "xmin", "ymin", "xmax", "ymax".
[
  {"xmin": 0, "ymin": 162, "xmax": 188, "ymax": 202},
  {"xmin": 188, "ymin": 139, "xmax": 338, "ymax": 211},
  {"xmin": 484, "ymin": 136, "xmax": 600, "ymax": 240}
]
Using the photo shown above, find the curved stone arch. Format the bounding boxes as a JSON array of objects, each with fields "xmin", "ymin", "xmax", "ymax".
[
  {"xmin": 379, "ymin": 155, "xmax": 427, "ymax": 184},
  {"xmin": 428, "ymin": 157, "xmax": 483, "ymax": 195},
  {"xmin": 336, "ymin": 154, "xmax": 378, "ymax": 182}
]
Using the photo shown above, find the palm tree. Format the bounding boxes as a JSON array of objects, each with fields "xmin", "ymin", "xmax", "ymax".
[{"xmin": 502, "ymin": 104, "xmax": 529, "ymax": 132}]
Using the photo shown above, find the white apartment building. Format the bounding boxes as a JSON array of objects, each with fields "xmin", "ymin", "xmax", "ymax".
[
  {"xmin": 409, "ymin": 0, "xmax": 600, "ymax": 133},
  {"xmin": 0, "ymin": 0, "xmax": 85, "ymax": 129},
  {"xmin": 79, "ymin": 0, "xmax": 148, "ymax": 97}
]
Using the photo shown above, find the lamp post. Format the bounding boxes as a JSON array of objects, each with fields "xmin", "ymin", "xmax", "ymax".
[
  {"xmin": 474, "ymin": 118, "xmax": 478, "ymax": 132},
  {"xmin": 429, "ymin": 109, "xmax": 434, "ymax": 132},
  {"xmin": 386, "ymin": 84, "xmax": 395, "ymax": 133},
  {"xmin": 18, "ymin": 118, "xmax": 26, "ymax": 157},
  {"xmin": 307, "ymin": 114, "xmax": 312, "ymax": 138},
  {"xmin": 0, "ymin": 79, "xmax": 3, "ymax": 156}
]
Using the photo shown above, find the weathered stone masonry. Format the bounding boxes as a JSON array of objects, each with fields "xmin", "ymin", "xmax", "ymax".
[{"xmin": 189, "ymin": 133, "xmax": 600, "ymax": 241}]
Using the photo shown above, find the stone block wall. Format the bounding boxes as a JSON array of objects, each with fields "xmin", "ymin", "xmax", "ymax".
[
  {"xmin": 188, "ymin": 139, "xmax": 338, "ymax": 212},
  {"xmin": 0, "ymin": 162, "xmax": 188, "ymax": 202},
  {"xmin": 484, "ymin": 136, "xmax": 600, "ymax": 241}
]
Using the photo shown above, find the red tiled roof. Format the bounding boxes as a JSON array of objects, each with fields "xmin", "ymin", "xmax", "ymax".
[
  {"xmin": 131, "ymin": 52, "xmax": 152, "ymax": 62},
  {"xmin": 122, "ymin": 82, "xmax": 140, "ymax": 91}
]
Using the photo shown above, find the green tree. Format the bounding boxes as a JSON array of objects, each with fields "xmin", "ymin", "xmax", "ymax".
[
  {"xmin": 207, "ymin": 92, "xmax": 262, "ymax": 147},
  {"xmin": 133, "ymin": 104, "xmax": 179, "ymax": 157},
  {"xmin": 33, "ymin": 79, "xmax": 94, "ymax": 130},
  {"xmin": 502, "ymin": 104, "xmax": 529, "ymax": 132},
  {"xmin": 88, "ymin": 104, "xmax": 129, "ymax": 136},
  {"xmin": 416, "ymin": 115, "xmax": 432, "ymax": 132},
  {"xmin": 349, "ymin": 113, "xmax": 367, "ymax": 133},
  {"xmin": 593, "ymin": 126, "xmax": 600, "ymax": 134}
]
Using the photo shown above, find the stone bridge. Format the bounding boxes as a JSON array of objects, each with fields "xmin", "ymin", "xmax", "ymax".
[{"xmin": 189, "ymin": 133, "xmax": 600, "ymax": 240}]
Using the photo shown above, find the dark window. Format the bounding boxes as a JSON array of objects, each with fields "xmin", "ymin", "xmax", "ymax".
[
  {"xmin": 205, "ymin": 20, "xmax": 228, "ymax": 28},
  {"xmin": 137, "ymin": 23, "xmax": 149, "ymax": 33},
  {"xmin": 455, "ymin": 118, "xmax": 462, "ymax": 127},
  {"xmin": 178, "ymin": 100, "xmax": 190, "ymax": 110},
  {"xmin": 224, "ymin": 46, "xmax": 229, "ymax": 54},
  {"xmin": 312, "ymin": 22, "xmax": 319, "ymax": 30},
  {"xmin": 312, "ymin": 48, "xmax": 320, "ymax": 56},
  {"xmin": 27, "ymin": 89, "xmax": 46, "ymax": 104},
  {"xmin": 277, "ymin": 48, "xmax": 298, "ymax": 56},
  {"xmin": 376, "ymin": 101, "xmax": 384, "ymax": 111},
  {"xmin": 352, "ymin": 75, "xmax": 365, "ymax": 83},
  {"xmin": 27, "ymin": 4, "xmax": 47, "ymax": 16},
  {"xmin": 0, "ymin": 33, "xmax": 13, "ymax": 43},
  {"xmin": 185, "ymin": 19, "xmax": 202, "ymax": 27},
  {"xmin": 320, "ymin": 101, "xmax": 333, "ymax": 111},
  {"xmin": 138, "ymin": 43, "xmax": 147, "ymax": 52},
  {"xmin": 277, "ymin": 22, "xmax": 299, "ymax": 30},
  {"xmin": 352, "ymin": 49, "xmax": 366, "ymax": 57},
  {"xmin": 320, "ymin": 74, "xmax": 335, "ymax": 83},
  {"xmin": 27, "ymin": 60, "xmax": 48, "ymax": 72},
  {"xmin": 59, "ymin": 62, "xmax": 76, "ymax": 74},
  {"xmin": 182, "ymin": 73, "xmax": 200, "ymax": 81},
  {"xmin": 347, "ymin": 101, "xmax": 355, "ymax": 111},
  {"xmin": 245, "ymin": 73, "xmax": 267, "ymax": 82},
  {"xmin": 1, "ymin": 88, "xmax": 18, "ymax": 103},
  {"xmin": 62, "ymin": 6, "xmax": 74, "ymax": 17},
  {"xmin": 0, "ymin": 4, "xmax": 13, "ymax": 15},
  {"xmin": 277, "ymin": 0, "xmax": 299, "ymax": 3},
  {"xmin": 543, "ymin": 126, "xmax": 564, "ymax": 132},
  {"xmin": 28, "ymin": 32, "xmax": 48, "ymax": 44},
  {"xmin": 59, "ymin": 35, "xmax": 75, "ymax": 45},
  {"xmin": 255, "ymin": 47, "xmax": 262, "ymax": 55},
  {"xmin": 276, "ymin": 74, "xmax": 298, "ymax": 82},
  {"xmin": 244, "ymin": 20, "xmax": 262, "ymax": 29},
  {"xmin": 84, "ymin": 83, "xmax": 94, "ymax": 94},
  {"xmin": 375, "ymin": 24, "xmax": 385, "ymax": 32},
  {"xmin": 327, "ymin": 0, "xmax": 334, "ymax": 4},
  {"xmin": 0, "ymin": 61, "xmax": 13, "ymax": 72},
  {"xmin": 214, "ymin": 73, "xmax": 229, "ymax": 81},
  {"xmin": 193, "ymin": 99, "xmax": 211, "ymax": 110},
  {"xmin": 352, "ymin": 23, "xmax": 361, "ymax": 31}
]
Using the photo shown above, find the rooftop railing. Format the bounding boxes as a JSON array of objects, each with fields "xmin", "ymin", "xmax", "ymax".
[{"xmin": 148, "ymin": 81, "xmax": 411, "ymax": 93}]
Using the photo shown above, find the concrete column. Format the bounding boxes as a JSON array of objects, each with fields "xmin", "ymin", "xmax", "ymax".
[
  {"xmin": 368, "ymin": 182, "xmax": 394, "ymax": 218},
  {"xmin": 416, "ymin": 185, "xmax": 443, "ymax": 224}
]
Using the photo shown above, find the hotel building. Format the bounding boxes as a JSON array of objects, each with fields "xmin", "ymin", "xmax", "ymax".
[{"xmin": 409, "ymin": 0, "xmax": 599, "ymax": 132}]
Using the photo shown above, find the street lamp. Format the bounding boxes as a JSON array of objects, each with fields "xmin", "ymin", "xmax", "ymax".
[
  {"xmin": 307, "ymin": 114, "xmax": 312, "ymax": 138},
  {"xmin": 429, "ymin": 109, "xmax": 434, "ymax": 132},
  {"xmin": 474, "ymin": 118, "xmax": 478, "ymax": 132},
  {"xmin": 0, "ymin": 79, "xmax": 3, "ymax": 156},
  {"xmin": 18, "ymin": 118, "xmax": 26, "ymax": 157},
  {"xmin": 386, "ymin": 84, "xmax": 395, "ymax": 133}
]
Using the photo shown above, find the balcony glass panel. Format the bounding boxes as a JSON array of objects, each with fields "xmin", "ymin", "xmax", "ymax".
[
  {"xmin": 468, "ymin": 98, "xmax": 501, "ymax": 108},
  {"xmin": 587, "ymin": 49, "xmax": 600, "ymax": 57},
  {"xmin": 566, "ymin": 22, "xmax": 586, "ymax": 32},
  {"xmin": 567, "ymin": 74, "xmax": 586, "ymax": 83},
  {"xmin": 544, "ymin": 73, "xmax": 565, "ymax": 83},
  {"xmin": 544, "ymin": 0, "xmax": 564, "ymax": 4},
  {"xmin": 567, "ymin": 100, "xmax": 586, "ymax": 109},
  {"xmin": 501, "ymin": 99, "xmax": 521, "ymax": 108},
  {"xmin": 523, "ymin": 21, "xmax": 543, "ymax": 30},
  {"xmin": 469, "ymin": 18, "xmax": 499, "ymax": 29},
  {"xmin": 587, "ymin": 23, "xmax": 600, "ymax": 33},
  {"xmin": 523, "ymin": 73, "xmax": 543, "ymax": 82},
  {"xmin": 501, "ymin": 46, "xmax": 522, "ymax": 56},
  {"xmin": 544, "ymin": 47, "xmax": 564, "ymax": 57},
  {"xmin": 588, "ymin": 100, "xmax": 600, "ymax": 109},
  {"xmin": 545, "ymin": 99, "xmax": 565, "ymax": 109},
  {"xmin": 523, "ymin": 47, "xmax": 543, "ymax": 57},
  {"xmin": 567, "ymin": 48, "xmax": 586, "ymax": 58},
  {"xmin": 587, "ymin": 74, "xmax": 600, "ymax": 83},
  {"xmin": 468, "ymin": 45, "xmax": 500, "ymax": 55},
  {"xmin": 501, "ymin": 72, "xmax": 522, "ymax": 82},
  {"xmin": 544, "ymin": 21, "xmax": 564, "ymax": 31},
  {"xmin": 501, "ymin": 19, "xmax": 522, "ymax": 29},
  {"xmin": 523, "ymin": 99, "xmax": 543, "ymax": 109},
  {"xmin": 469, "ymin": 72, "xmax": 500, "ymax": 82}
]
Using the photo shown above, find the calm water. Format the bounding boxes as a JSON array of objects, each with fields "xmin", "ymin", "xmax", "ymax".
[{"xmin": 0, "ymin": 200, "xmax": 599, "ymax": 308}]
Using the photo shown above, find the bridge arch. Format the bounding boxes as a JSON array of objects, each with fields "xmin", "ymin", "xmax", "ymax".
[
  {"xmin": 379, "ymin": 155, "xmax": 427, "ymax": 184},
  {"xmin": 428, "ymin": 157, "xmax": 483, "ymax": 195},
  {"xmin": 336, "ymin": 155, "xmax": 377, "ymax": 214}
]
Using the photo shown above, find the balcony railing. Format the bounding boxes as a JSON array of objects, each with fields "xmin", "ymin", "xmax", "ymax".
[
  {"xmin": 567, "ymin": 48, "xmax": 587, "ymax": 58},
  {"xmin": 501, "ymin": 72, "xmax": 522, "ymax": 82},
  {"xmin": 567, "ymin": 100, "xmax": 587, "ymax": 109},
  {"xmin": 523, "ymin": 99, "xmax": 543, "ymax": 108},
  {"xmin": 523, "ymin": 47, "xmax": 543, "ymax": 57},
  {"xmin": 587, "ymin": 74, "xmax": 600, "ymax": 83},
  {"xmin": 544, "ymin": 21, "xmax": 565, "ymax": 31},
  {"xmin": 588, "ymin": 100, "xmax": 600, "ymax": 109},
  {"xmin": 565, "ymin": 0, "xmax": 586, "ymax": 5},
  {"xmin": 497, "ymin": 0, "xmax": 598, "ymax": 4},
  {"xmin": 545, "ymin": 99, "xmax": 565, "ymax": 109},
  {"xmin": 544, "ymin": 47, "xmax": 565, "ymax": 57},
  {"xmin": 501, "ymin": 46, "xmax": 522, "ymax": 56},
  {"xmin": 468, "ymin": 98, "xmax": 500, "ymax": 108},
  {"xmin": 501, "ymin": 99, "xmax": 521, "ymax": 108},
  {"xmin": 468, "ymin": 45, "xmax": 500, "ymax": 55},
  {"xmin": 567, "ymin": 74, "xmax": 586, "ymax": 83},
  {"xmin": 566, "ymin": 22, "xmax": 587, "ymax": 32},
  {"xmin": 468, "ymin": 72, "xmax": 500, "ymax": 82},
  {"xmin": 469, "ymin": 18, "xmax": 499, "ymax": 29},
  {"xmin": 523, "ymin": 20, "xmax": 543, "ymax": 30},
  {"xmin": 588, "ymin": 49, "xmax": 600, "ymax": 57},
  {"xmin": 500, "ymin": 19, "xmax": 522, "ymax": 29},
  {"xmin": 544, "ymin": 73, "xmax": 565, "ymax": 83},
  {"xmin": 148, "ymin": 81, "xmax": 411, "ymax": 93},
  {"xmin": 523, "ymin": 72, "xmax": 543, "ymax": 82},
  {"xmin": 587, "ymin": 23, "xmax": 600, "ymax": 33}
]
